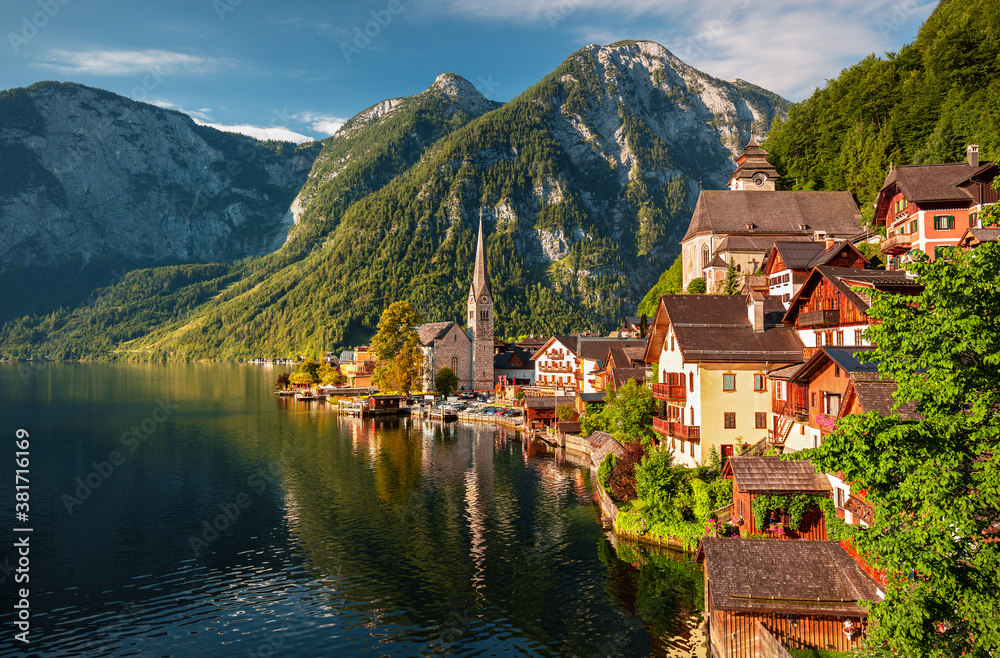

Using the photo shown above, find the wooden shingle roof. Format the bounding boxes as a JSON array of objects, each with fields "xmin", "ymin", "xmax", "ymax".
[
  {"xmin": 589, "ymin": 432, "xmax": 623, "ymax": 466},
  {"xmin": 700, "ymin": 539, "xmax": 881, "ymax": 616},
  {"xmin": 726, "ymin": 456, "xmax": 830, "ymax": 494}
]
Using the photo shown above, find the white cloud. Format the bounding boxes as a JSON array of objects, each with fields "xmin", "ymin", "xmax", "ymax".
[
  {"xmin": 34, "ymin": 49, "xmax": 237, "ymax": 76},
  {"xmin": 193, "ymin": 119, "xmax": 314, "ymax": 144},
  {"xmin": 294, "ymin": 113, "xmax": 347, "ymax": 136},
  {"xmin": 433, "ymin": 0, "xmax": 670, "ymax": 21}
]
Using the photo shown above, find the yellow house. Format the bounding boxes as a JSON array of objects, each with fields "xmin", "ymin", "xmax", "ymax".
[{"xmin": 644, "ymin": 294, "xmax": 804, "ymax": 467}]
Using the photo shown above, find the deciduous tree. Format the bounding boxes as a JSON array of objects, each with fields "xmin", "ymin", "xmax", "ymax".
[
  {"xmin": 371, "ymin": 301, "xmax": 425, "ymax": 395},
  {"xmin": 805, "ymin": 225, "xmax": 1000, "ymax": 656},
  {"xmin": 434, "ymin": 366, "xmax": 458, "ymax": 397}
]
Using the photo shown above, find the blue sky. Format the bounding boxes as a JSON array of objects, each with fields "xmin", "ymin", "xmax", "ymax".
[{"xmin": 1, "ymin": 0, "xmax": 935, "ymax": 143}]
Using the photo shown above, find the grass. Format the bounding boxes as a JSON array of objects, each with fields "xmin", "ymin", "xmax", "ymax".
[{"xmin": 788, "ymin": 648, "xmax": 854, "ymax": 658}]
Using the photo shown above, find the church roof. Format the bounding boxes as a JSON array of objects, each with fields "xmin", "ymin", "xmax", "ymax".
[
  {"xmin": 416, "ymin": 321, "xmax": 458, "ymax": 346},
  {"xmin": 682, "ymin": 190, "xmax": 862, "ymax": 243}
]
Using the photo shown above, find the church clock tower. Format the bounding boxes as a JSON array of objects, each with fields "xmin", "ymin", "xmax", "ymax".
[{"xmin": 468, "ymin": 211, "xmax": 494, "ymax": 391}]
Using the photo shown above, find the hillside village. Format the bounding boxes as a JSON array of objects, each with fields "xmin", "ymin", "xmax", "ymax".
[{"xmin": 313, "ymin": 140, "xmax": 1000, "ymax": 657}]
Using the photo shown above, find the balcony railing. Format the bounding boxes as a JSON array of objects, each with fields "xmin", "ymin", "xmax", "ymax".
[
  {"xmin": 651, "ymin": 383, "xmax": 687, "ymax": 402},
  {"xmin": 652, "ymin": 417, "xmax": 700, "ymax": 441},
  {"xmin": 772, "ymin": 399, "xmax": 809, "ymax": 421},
  {"xmin": 539, "ymin": 364, "xmax": 574, "ymax": 374},
  {"xmin": 798, "ymin": 309, "xmax": 840, "ymax": 327},
  {"xmin": 880, "ymin": 233, "xmax": 913, "ymax": 255},
  {"xmin": 845, "ymin": 495, "xmax": 875, "ymax": 526}
]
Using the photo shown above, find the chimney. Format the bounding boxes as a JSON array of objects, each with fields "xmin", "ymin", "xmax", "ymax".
[
  {"xmin": 967, "ymin": 145, "xmax": 980, "ymax": 168},
  {"xmin": 826, "ymin": 238, "xmax": 836, "ymax": 250},
  {"xmin": 748, "ymin": 293, "xmax": 765, "ymax": 332}
]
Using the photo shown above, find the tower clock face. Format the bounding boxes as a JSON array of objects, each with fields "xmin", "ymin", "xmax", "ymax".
[
  {"xmin": 481, "ymin": 295, "xmax": 488, "ymax": 303},
  {"xmin": 470, "ymin": 296, "xmax": 475, "ymax": 303},
  {"xmin": 752, "ymin": 173, "xmax": 767, "ymax": 187}
]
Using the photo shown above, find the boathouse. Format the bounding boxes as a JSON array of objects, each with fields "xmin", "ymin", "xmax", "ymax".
[{"xmin": 699, "ymin": 538, "xmax": 881, "ymax": 658}]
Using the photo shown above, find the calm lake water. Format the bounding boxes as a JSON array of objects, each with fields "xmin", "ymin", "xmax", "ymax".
[{"xmin": 0, "ymin": 363, "xmax": 703, "ymax": 657}]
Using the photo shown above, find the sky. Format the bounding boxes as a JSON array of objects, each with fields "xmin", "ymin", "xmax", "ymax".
[{"xmin": 0, "ymin": 0, "xmax": 936, "ymax": 143}]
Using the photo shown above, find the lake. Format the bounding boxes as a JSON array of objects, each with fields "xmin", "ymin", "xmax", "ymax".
[{"xmin": 0, "ymin": 363, "xmax": 704, "ymax": 657}]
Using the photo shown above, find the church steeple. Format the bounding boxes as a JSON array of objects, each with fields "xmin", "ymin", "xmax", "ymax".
[
  {"xmin": 467, "ymin": 209, "xmax": 494, "ymax": 391},
  {"xmin": 469, "ymin": 210, "xmax": 491, "ymax": 300},
  {"xmin": 728, "ymin": 137, "xmax": 780, "ymax": 191}
]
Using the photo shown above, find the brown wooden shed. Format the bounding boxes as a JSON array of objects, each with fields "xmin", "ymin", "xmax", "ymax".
[
  {"xmin": 698, "ymin": 538, "xmax": 882, "ymax": 658},
  {"xmin": 722, "ymin": 455, "xmax": 831, "ymax": 539}
]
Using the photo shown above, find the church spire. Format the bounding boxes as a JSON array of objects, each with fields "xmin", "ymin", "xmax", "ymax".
[{"xmin": 470, "ymin": 209, "xmax": 491, "ymax": 299}]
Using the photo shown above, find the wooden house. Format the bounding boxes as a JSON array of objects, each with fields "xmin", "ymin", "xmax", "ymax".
[
  {"xmin": 874, "ymin": 145, "xmax": 998, "ymax": 269},
  {"xmin": 783, "ymin": 266, "xmax": 922, "ymax": 349},
  {"xmin": 762, "ymin": 239, "xmax": 868, "ymax": 308},
  {"xmin": 720, "ymin": 455, "xmax": 831, "ymax": 540},
  {"xmin": 523, "ymin": 395, "xmax": 574, "ymax": 432},
  {"xmin": 699, "ymin": 538, "xmax": 882, "ymax": 658}
]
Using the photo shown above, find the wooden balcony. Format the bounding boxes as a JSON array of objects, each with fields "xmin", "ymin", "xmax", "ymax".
[
  {"xmin": 652, "ymin": 416, "xmax": 700, "ymax": 441},
  {"xmin": 538, "ymin": 363, "xmax": 574, "ymax": 374},
  {"xmin": 880, "ymin": 233, "xmax": 913, "ymax": 255},
  {"xmin": 845, "ymin": 495, "xmax": 874, "ymax": 526},
  {"xmin": 798, "ymin": 309, "xmax": 840, "ymax": 327},
  {"xmin": 772, "ymin": 399, "xmax": 809, "ymax": 421},
  {"xmin": 651, "ymin": 383, "xmax": 686, "ymax": 402}
]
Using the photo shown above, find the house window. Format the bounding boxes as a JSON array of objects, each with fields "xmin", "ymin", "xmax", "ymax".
[
  {"xmin": 689, "ymin": 372, "xmax": 694, "ymax": 392},
  {"xmin": 970, "ymin": 212, "xmax": 979, "ymax": 229},
  {"xmin": 451, "ymin": 357, "xmax": 460, "ymax": 380},
  {"xmin": 690, "ymin": 441, "xmax": 695, "ymax": 458},
  {"xmin": 855, "ymin": 329, "xmax": 864, "ymax": 345},
  {"xmin": 811, "ymin": 392, "xmax": 816, "ymax": 408},
  {"xmin": 469, "ymin": 310, "xmax": 474, "ymax": 320},
  {"xmin": 690, "ymin": 407, "xmax": 695, "ymax": 425},
  {"xmin": 835, "ymin": 487, "xmax": 846, "ymax": 509},
  {"xmin": 909, "ymin": 219, "xmax": 918, "ymax": 235},
  {"xmin": 755, "ymin": 412, "xmax": 767, "ymax": 429},
  {"xmin": 753, "ymin": 373, "xmax": 765, "ymax": 392},
  {"xmin": 739, "ymin": 500, "xmax": 744, "ymax": 518},
  {"xmin": 723, "ymin": 373, "xmax": 736, "ymax": 392},
  {"xmin": 702, "ymin": 245, "xmax": 710, "ymax": 270},
  {"xmin": 824, "ymin": 393, "xmax": 841, "ymax": 416},
  {"xmin": 724, "ymin": 412, "xmax": 736, "ymax": 429},
  {"xmin": 814, "ymin": 332, "xmax": 822, "ymax": 347},
  {"xmin": 480, "ymin": 309, "xmax": 489, "ymax": 320},
  {"xmin": 835, "ymin": 364, "xmax": 841, "ymax": 377},
  {"xmin": 836, "ymin": 331, "xmax": 844, "ymax": 346},
  {"xmin": 824, "ymin": 331, "xmax": 834, "ymax": 346},
  {"xmin": 933, "ymin": 215, "xmax": 955, "ymax": 231},
  {"xmin": 935, "ymin": 245, "xmax": 956, "ymax": 261}
]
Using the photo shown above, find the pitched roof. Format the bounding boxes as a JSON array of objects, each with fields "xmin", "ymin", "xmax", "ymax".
[
  {"xmin": 416, "ymin": 321, "xmax": 458, "ymax": 346},
  {"xmin": 727, "ymin": 456, "xmax": 831, "ymax": 493},
  {"xmin": 700, "ymin": 539, "xmax": 881, "ymax": 616},
  {"xmin": 589, "ymin": 432, "xmax": 624, "ymax": 465},
  {"xmin": 494, "ymin": 348, "xmax": 534, "ymax": 369},
  {"xmin": 656, "ymin": 295, "xmax": 804, "ymax": 363},
  {"xmin": 576, "ymin": 338, "xmax": 645, "ymax": 360},
  {"xmin": 793, "ymin": 347, "xmax": 878, "ymax": 383},
  {"xmin": 530, "ymin": 336, "xmax": 579, "ymax": 361},
  {"xmin": 682, "ymin": 190, "xmax": 862, "ymax": 243},
  {"xmin": 766, "ymin": 362, "xmax": 806, "ymax": 381},
  {"xmin": 611, "ymin": 367, "xmax": 647, "ymax": 390},
  {"xmin": 579, "ymin": 391, "xmax": 606, "ymax": 403},
  {"xmin": 879, "ymin": 161, "xmax": 996, "ymax": 205},
  {"xmin": 717, "ymin": 235, "xmax": 811, "ymax": 254},
  {"xmin": 785, "ymin": 266, "xmax": 922, "ymax": 322},
  {"xmin": 523, "ymin": 395, "xmax": 574, "ymax": 410},
  {"xmin": 608, "ymin": 346, "xmax": 645, "ymax": 369},
  {"xmin": 770, "ymin": 240, "xmax": 866, "ymax": 271},
  {"xmin": 851, "ymin": 381, "xmax": 919, "ymax": 420},
  {"xmin": 960, "ymin": 227, "xmax": 1000, "ymax": 247}
]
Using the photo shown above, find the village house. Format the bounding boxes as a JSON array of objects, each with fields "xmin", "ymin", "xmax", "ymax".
[
  {"xmin": 875, "ymin": 145, "xmax": 998, "ymax": 270},
  {"xmin": 493, "ymin": 346, "xmax": 535, "ymax": 387},
  {"xmin": 698, "ymin": 538, "xmax": 882, "ymax": 658},
  {"xmin": 719, "ymin": 455, "xmax": 831, "ymax": 540},
  {"xmin": 523, "ymin": 395, "xmax": 575, "ymax": 433},
  {"xmin": 644, "ymin": 294, "xmax": 803, "ymax": 467},
  {"xmin": 762, "ymin": 239, "xmax": 869, "ymax": 308},
  {"xmin": 957, "ymin": 226, "xmax": 1000, "ymax": 250},
  {"xmin": 340, "ymin": 345, "xmax": 376, "ymax": 388},
  {"xmin": 530, "ymin": 336, "xmax": 580, "ymax": 394},
  {"xmin": 783, "ymin": 266, "xmax": 922, "ymax": 349},
  {"xmin": 681, "ymin": 140, "xmax": 863, "ymax": 291},
  {"xmin": 592, "ymin": 344, "xmax": 648, "ymax": 392},
  {"xmin": 576, "ymin": 338, "xmax": 646, "ymax": 394}
]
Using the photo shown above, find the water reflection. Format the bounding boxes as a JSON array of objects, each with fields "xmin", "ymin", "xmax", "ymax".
[{"xmin": 0, "ymin": 363, "xmax": 704, "ymax": 657}]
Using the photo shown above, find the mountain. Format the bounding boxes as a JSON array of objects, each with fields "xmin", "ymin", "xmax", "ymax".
[
  {"xmin": 0, "ymin": 42, "xmax": 790, "ymax": 361},
  {"xmin": 0, "ymin": 81, "xmax": 321, "ymax": 320},
  {"xmin": 763, "ymin": 0, "xmax": 1000, "ymax": 216}
]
